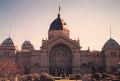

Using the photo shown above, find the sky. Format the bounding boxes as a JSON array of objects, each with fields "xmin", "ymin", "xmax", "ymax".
[{"xmin": 0, "ymin": 0, "xmax": 120, "ymax": 51}]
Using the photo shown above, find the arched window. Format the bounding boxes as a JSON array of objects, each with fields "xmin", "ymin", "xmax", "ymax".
[
  {"xmin": 34, "ymin": 63, "xmax": 40, "ymax": 67},
  {"xmin": 82, "ymin": 63, "xmax": 87, "ymax": 67},
  {"xmin": 49, "ymin": 36, "xmax": 51, "ymax": 40}
]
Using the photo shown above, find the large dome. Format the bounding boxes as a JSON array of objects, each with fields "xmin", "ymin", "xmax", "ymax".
[
  {"xmin": 22, "ymin": 40, "xmax": 34, "ymax": 51},
  {"xmin": 0, "ymin": 37, "xmax": 15, "ymax": 49},
  {"xmin": 49, "ymin": 14, "xmax": 68, "ymax": 31},
  {"xmin": 102, "ymin": 38, "xmax": 120, "ymax": 50}
]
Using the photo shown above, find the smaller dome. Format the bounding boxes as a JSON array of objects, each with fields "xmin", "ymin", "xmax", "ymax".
[
  {"xmin": 102, "ymin": 38, "xmax": 120, "ymax": 50},
  {"xmin": 0, "ymin": 37, "xmax": 15, "ymax": 49},
  {"xmin": 22, "ymin": 40, "xmax": 34, "ymax": 51}
]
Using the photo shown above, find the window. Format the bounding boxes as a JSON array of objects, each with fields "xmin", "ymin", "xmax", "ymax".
[
  {"xmin": 52, "ymin": 35, "xmax": 54, "ymax": 38},
  {"xmin": 4, "ymin": 52, "xmax": 10, "ymax": 56},
  {"xmin": 34, "ymin": 63, "xmax": 40, "ymax": 67},
  {"xmin": 119, "ymin": 52, "xmax": 120, "ymax": 57},
  {"xmin": 49, "ymin": 36, "xmax": 51, "ymax": 40},
  {"xmin": 111, "ymin": 52, "xmax": 117, "ymax": 56}
]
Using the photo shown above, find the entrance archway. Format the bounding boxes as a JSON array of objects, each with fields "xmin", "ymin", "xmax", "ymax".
[{"xmin": 49, "ymin": 43, "xmax": 72, "ymax": 76}]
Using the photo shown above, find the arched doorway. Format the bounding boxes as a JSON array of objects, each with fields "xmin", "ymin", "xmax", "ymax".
[
  {"xmin": 24, "ymin": 65, "xmax": 30, "ymax": 74},
  {"xmin": 49, "ymin": 43, "xmax": 72, "ymax": 76}
]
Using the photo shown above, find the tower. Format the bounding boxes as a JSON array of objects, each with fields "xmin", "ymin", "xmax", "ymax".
[{"xmin": 102, "ymin": 27, "xmax": 120, "ymax": 73}]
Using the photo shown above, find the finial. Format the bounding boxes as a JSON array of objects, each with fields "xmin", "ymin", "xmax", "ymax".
[
  {"xmin": 57, "ymin": 0, "xmax": 61, "ymax": 13},
  {"xmin": 78, "ymin": 37, "xmax": 79, "ymax": 42},
  {"xmin": 24, "ymin": 31, "xmax": 27, "ymax": 41}
]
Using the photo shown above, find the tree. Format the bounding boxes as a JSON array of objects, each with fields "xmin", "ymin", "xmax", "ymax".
[{"xmin": 0, "ymin": 58, "xmax": 17, "ymax": 74}]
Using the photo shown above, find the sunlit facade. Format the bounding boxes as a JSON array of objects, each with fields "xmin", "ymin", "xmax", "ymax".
[{"xmin": 0, "ymin": 12, "xmax": 120, "ymax": 76}]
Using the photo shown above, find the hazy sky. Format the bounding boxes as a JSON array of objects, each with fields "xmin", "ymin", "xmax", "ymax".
[{"xmin": 0, "ymin": 0, "xmax": 120, "ymax": 50}]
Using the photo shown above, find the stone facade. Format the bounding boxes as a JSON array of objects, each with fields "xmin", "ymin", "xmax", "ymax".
[{"xmin": 0, "ymin": 13, "xmax": 120, "ymax": 76}]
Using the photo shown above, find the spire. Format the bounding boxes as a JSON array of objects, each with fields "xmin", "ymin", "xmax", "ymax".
[
  {"xmin": 110, "ymin": 25, "xmax": 111, "ymax": 39},
  {"xmin": 9, "ymin": 24, "xmax": 12, "ymax": 38},
  {"xmin": 58, "ymin": 6, "xmax": 60, "ymax": 18},
  {"xmin": 59, "ymin": 6, "xmax": 60, "ymax": 13},
  {"xmin": 78, "ymin": 37, "xmax": 79, "ymax": 42},
  {"xmin": 88, "ymin": 47, "xmax": 90, "ymax": 51},
  {"xmin": 57, "ymin": 0, "xmax": 61, "ymax": 18}
]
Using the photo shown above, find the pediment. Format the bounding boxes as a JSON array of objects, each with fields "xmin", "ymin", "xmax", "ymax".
[{"xmin": 41, "ymin": 36, "xmax": 80, "ymax": 49}]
